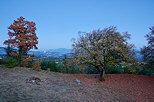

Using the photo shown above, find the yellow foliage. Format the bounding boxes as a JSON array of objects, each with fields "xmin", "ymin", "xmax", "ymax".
[{"xmin": 79, "ymin": 68, "xmax": 84, "ymax": 73}]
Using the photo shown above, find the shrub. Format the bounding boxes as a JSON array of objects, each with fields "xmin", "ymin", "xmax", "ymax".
[
  {"xmin": 19, "ymin": 55, "xmax": 34, "ymax": 67},
  {"xmin": 138, "ymin": 69, "xmax": 150, "ymax": 76},
  {"xmin": 5, "ymin": 57, "xmax": 18, "ymax": 68},
  {"xmin": 41, "ymin": 61, "xmax": 65, "ymax": 72},
  {"xmin": 32, "ymin": 61, "xmax": 41, "ymax": 71},
  {"xmin": 123, "ymin": 63, "xmax": 145, "ymax": 75},
  {"xmin": 106, "ymin": 65, "xmax": 123, "ymax": 74},
  {"xmin": 56, "ymin": 63, "xmax": 67, "ymax": 73},
  {"xmin": 40, "ymin": 61, "xmax": 49, "ymax": 70},
  {"xmin": 47, "ymin": 68, "xmax": 51, "ymax": 72},
  {"xmin": 137, "ymin": 63, "xmax": 154, "ymax": 76},
  {"xmin": 84, "ymin": 65, "xmax": 99, "ymax": 74},
  {"xmin": 41, "ymin": 60, "xmax": 61, "ymax": 72},
  {"xmin": 20, "ymin": 60, "xmax": 28, "ymax": 67},
  {"xmin": 27, "ymin": 60, "xmax": 34, "ymax": 68},
  {"xmin": 69, "ymin": 66, "xmax": 80, "ymax": 74},
  {"xmin": 40, "ymin": 60, "xmax": 81, "ymax": 74},
  {"xmin": 124, "ymin": 68, "xmax": 136, "ymax": 74}
]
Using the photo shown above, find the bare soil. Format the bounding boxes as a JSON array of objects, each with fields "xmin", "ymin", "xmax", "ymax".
[{"xmin": 0, "ymin": 66, "xmax": 154, "ymax": 102}]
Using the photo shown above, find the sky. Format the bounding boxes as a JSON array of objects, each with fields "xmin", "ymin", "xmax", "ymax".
[{"xmin": 0, "ymin": 0, "xmax": 154, "ymax": 50}]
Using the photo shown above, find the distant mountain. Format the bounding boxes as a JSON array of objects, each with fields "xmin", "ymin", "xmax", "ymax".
[
  {"xmin": 48, "ymin": 48, "xmax": 72, "ymax": 54},
  {"xmin": 0, "ymin": 47, "xmax": 6, "ymax": 55},
  {"xmin": 28, "ymin": 48, "xmax": 72, "ymax": 58},
  {"xmin": 134, "ymin": 49, "xmax": 143, "ymax": 62},
  {"xmin": 0, "ymin": 47, "xmax": 143, "ymax": 61}
]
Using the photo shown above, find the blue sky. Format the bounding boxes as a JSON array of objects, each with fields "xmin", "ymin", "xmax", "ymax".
[{"xmin": 0, "ymin": 0, "xmax": 154, "ymax": 50}]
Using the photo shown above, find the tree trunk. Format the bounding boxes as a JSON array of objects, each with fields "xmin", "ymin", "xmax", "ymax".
[
  {"xmin": 99, "ymin": 70, "xmax": 105, "ymax": 81},
  {"xmin": 19, "ymin": 46, "xmax": 23, "ymax": 64}
]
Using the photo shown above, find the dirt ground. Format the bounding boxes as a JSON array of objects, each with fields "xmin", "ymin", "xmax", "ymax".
[{"xmin": 0, "ymin": 66, "xmax": 154, "ymax": 102}]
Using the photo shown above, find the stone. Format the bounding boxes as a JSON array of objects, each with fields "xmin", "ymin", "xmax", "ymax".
[
  {"xmin": 25, "ymin": 76, "xmax": 41, "ymax": 85},
  {"xmin": 74, "ymin": 79, "xmax": 81, "ymax": 84}
]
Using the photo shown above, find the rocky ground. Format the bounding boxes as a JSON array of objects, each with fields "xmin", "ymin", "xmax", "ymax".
[{"xmin": 0, "ymin": 66, "xmax": 154, "ymax": 102}]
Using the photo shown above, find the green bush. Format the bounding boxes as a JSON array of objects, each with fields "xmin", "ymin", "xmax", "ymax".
[
  {"xmin": 40, "ymin": 61, "xmax": 49, "ymax": 70},
  {"xmin": 5, "ymin": 57, "xmax": 18, "ymax": 68},
  {"xmin": 122, "ymin": 63, "xmax": 154, "ymax": 75},
  {"xmin": 84, "ymin": 65, "xmax": 99, "ymax": 74},
  {"xmin": 138, "ymin": 69, "xmax": 153, "ymax": 76},
  {"xmin": 40, "ymin": 60, "xmax": 81, "ymax": 74},
  {"xmin": 106, "ymin": 65, "xmax": 123, "ymax": 74},
  {"xmin": 41, "ymin": 60, "xmax": 62, "ymax": 72},
  {"xmin": 68, "ymin": 66, "xmax": 80, "ymax": 74},
  {"xmin": 137, "ymin": 63, "xmax": 154, "ymax": 76},
  {"xmin": 124, "ymin": 68, "xmax": 136, "ymax": 74},
  {"xmin": 27, "ymin": 60, "xmax": 34, "ymax": 68}
]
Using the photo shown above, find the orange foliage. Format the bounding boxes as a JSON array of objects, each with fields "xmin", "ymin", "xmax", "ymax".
[
  {"xmin": 32, "ymin": 61, "xmax": 41, "ymax": 71},
  {"xmin": 10, "ymin": 52, "xmax": 19, "ymax": 56},
  {"xmin": 3, "ymin": 16, "xmax": 38, "ymax": 65},
  {"xmin": 22, "ymin": 55, "xmax": 34, "ymax": 62},
  {"xmin": 4, "ymin": 16, "xmax": 38, "ymax": 52},
  {"xmin": 22, "ymin": 55, "xmax": 28, "ymax": 58},
  {"xmin": 24, "ymin": 57, "xmax": 34, "ymax": 62}
]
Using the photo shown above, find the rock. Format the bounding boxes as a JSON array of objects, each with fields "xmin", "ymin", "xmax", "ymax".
[
  {"xmin": 74, "ymin": 79, "xmax": 81, "ymax": 84},
  {"xmin": 25, "ymin": 77, "xmax": 41, "ymax": 85}
]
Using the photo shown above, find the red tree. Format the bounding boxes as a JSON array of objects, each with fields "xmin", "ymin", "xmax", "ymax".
[{"xmin": 4, "ymin": 16, "xmax": 38, "ymax": 63}]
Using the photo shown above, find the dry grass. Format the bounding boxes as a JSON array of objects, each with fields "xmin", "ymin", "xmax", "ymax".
[{"xmin": 0, "ymin": 65, "xmax": 153, "ymax": 102}]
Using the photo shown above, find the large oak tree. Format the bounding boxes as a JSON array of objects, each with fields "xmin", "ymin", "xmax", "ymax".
[
  {"xmin": 72, "ymin": 26, "xmax": 136, "ymax": 81},
  {"xmin": 4, "ymin": 16, "xmax": 38, "ymax": 63}
]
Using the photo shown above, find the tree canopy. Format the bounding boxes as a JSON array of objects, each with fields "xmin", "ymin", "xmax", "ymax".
[
  {"xmin": 4, "ymin": 16, "xmax": 38, "ymax": 64},
  {"xmin": 72, "ymin": 26, "xmax": 136, "ymax": 81},
  {"xmin": 141, "ymin": 26, "xmax": 154, "ymax": 63}
]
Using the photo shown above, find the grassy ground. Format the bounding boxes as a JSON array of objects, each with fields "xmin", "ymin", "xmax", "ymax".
[{"xmin": 0, "ymin": 65, "xmax": 153, "ymax": 102}]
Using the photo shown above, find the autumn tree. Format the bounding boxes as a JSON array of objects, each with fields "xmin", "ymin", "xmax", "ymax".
[
  {"xmin": 72, "ymin": 26, "xmax": 136, "ymax": 81},
  {"xmin": 4, "ymin": 16, "xmax": 38, "ymax": 64},
  {"xmin": 141, "ymin": 26, "xmax": 154, "ymax": 64}
]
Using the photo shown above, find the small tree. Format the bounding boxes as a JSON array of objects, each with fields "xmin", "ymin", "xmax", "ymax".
[
  {"xmin": 141, "ymin": 26, "xmax": 154, "ymax": 64},
  {"xmin": 4, "ymin": 16, "xmax": 38, "ymax": 64},
  {"xmin": 72, "ymin": 26, "xmax": 136, "ymax": 81}
]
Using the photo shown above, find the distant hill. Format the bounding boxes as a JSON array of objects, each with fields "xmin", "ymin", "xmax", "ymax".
[
  {"xmin": 48, "ymin": 48, "xmax": 72, "ymax": 54},
  {"xmin": 0, "ymin": 47, "xmax": 72, "ymax": 58},
  {"xmin": 0, "ymin": 47, "xmax": 143, "ymax": 61},
  {"xmin": 134, "ymin": 50, "xmax": 143, "ymax": 62},
  {"xmin": 0, "ymin": 47, "xmax": 6, "ymax": 55}
]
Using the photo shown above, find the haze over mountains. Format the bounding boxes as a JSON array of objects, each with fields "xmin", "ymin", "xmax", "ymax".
[
  {"xmin": 0, "ymin": 47, "xmax": 6, "ymax": 55},
  {"xmin": 0, "ymin": 47, "xmax": 143, "ymax": 61},
  {"xmin": 0, "ymin": 47, "xmax": 72, "ymax": 57},
  {"xmin": 47, "ymin": 48, "xmax": 72, "ymax": 54}
]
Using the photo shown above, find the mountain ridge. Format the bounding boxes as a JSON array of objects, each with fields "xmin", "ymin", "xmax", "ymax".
[{"xmin": 0, "ymin": 47, "xmax": 143, "ymax": 61}]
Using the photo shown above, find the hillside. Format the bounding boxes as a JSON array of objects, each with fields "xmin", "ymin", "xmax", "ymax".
[{"xmin": 0, "ymin": 66, "xmax": 153, "ymax": 102}]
